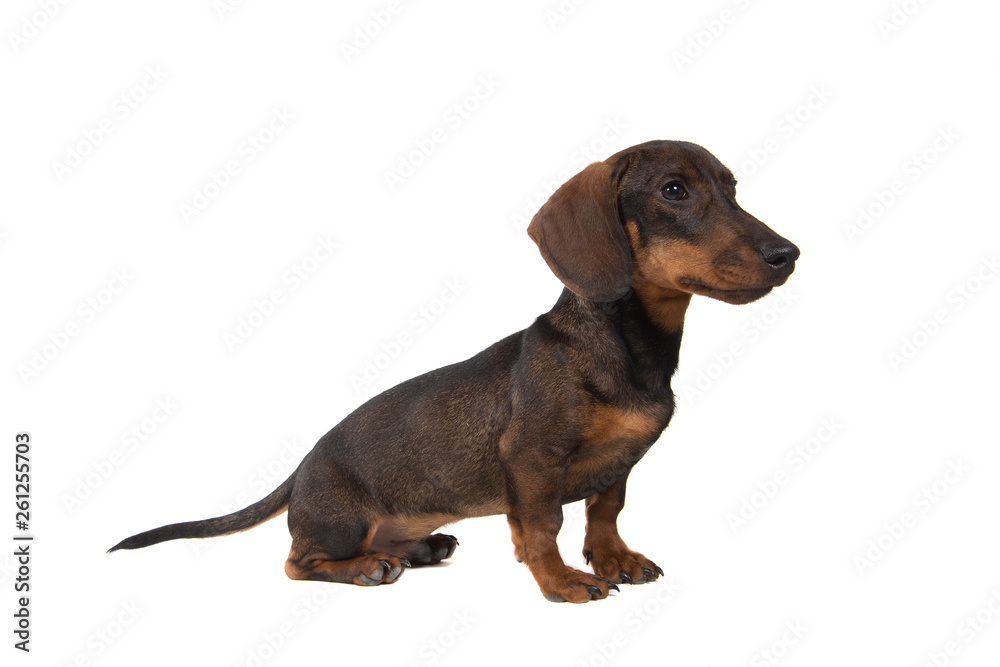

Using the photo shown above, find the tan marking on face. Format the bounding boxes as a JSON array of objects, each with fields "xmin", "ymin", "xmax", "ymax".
[
  {"xmin": 624, "ymin": 221, "xmax": 697, "ymax": 331},
  {"xmin": 624, "ymin": 221, "xmax": 772, "ymax": 310}
]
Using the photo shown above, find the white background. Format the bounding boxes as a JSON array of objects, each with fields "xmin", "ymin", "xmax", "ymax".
[{"xmin": 2, "ymin": 1, "xmax": 999, "ymax": 665}]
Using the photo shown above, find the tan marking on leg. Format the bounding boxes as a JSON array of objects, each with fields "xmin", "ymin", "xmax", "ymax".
[{"xmin": 369, "ymin": 513, "xmax": 462, "ymax": 553}]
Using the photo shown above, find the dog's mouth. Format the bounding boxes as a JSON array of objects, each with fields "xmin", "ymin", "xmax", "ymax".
[{"xmin": 678, "ymin": 278, "xmax": 774, "ymax": 305}]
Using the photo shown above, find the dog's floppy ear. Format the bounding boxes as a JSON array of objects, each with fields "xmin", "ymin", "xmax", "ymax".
[{"xmin": 527, "ymin": 160, "xmax": 632, "ymax": 302}]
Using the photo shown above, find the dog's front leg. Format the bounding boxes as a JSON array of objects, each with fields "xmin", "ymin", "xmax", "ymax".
[
  {"xmin": 501, "ymin": 434, "xmax": 618, "ymax": 603},
  {"xmin": 582, "ymin": 478, "xmax": 663, "ymax": 585}
]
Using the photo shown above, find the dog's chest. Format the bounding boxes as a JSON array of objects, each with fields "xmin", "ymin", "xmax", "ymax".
[
  {"xmin": 561, "ymin": 402, "xmax": 673, "ymax": 500},
  {"xmin": 582, "ymin": 403, "xmax": 670, "ymax": 445}
]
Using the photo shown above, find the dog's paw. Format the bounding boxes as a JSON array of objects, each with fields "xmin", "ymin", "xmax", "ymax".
[
  {"xmin": 405, "ymin": 533, "xmax": 459, "ymax": 565},
  {"xmin": 584, "ymin": 546, "xmax": 663, "ymax": 585},
  {"xmin": 353, "ymin": 554, "xmax": 407, "ymax": 586},
  {"xmin": 535, "ymin": 567, "xmax": 619, "ymax": 603}
]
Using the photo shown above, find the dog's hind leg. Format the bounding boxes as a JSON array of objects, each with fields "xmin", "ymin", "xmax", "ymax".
[
  {"xmin": 367, "ymin": 516, "xmax": 461, "ymax": 565},
  {"xmin": 284, "ymin": 550, "xmax": 406, "ymax": 585},
  {"xmin": 283, "ymin": 507, "xmax": 410, "ymax": 586},
  {"xmin": 282, "ymin": 461, "xmax": 409, "ymax": 586}
]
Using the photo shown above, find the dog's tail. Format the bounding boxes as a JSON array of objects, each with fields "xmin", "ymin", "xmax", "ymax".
[{"xmin": 107, "ymin": 472, "xmax": 296, "ymax": 553}]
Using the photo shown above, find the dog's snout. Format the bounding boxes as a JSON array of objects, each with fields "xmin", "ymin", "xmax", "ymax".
[{"xmin": 759, "ymin": 242, "xmax": 800, "ymax": 271}]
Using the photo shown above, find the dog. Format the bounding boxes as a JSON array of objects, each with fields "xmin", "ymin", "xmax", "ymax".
[{"xmin": 110, "ymin": 139, "xmax": 799, "ymax": 603}]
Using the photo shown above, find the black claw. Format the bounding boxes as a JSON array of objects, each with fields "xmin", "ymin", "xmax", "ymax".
[
  {"xmin": 619, "ymin": 571, "xmax": 632, "ymax": 584},
  {"xmin": 583, "ymin": 550, "xmax": 592, "ymax": 565},
  {"xmin": 597, "ymin": 577, "xmax": 618, "ymax": 592},
  {"xmin": 654, "ymin": 565, "xmax": 664, "ymax": 577},
  {"xmin": 586, "ymin": 585, "xmax": 601, "ymax": 597},
  {"xmin": 608, "ymin": 582, "xmax": 620, "ymax": 592},
  {"xmin": 642, "ymin": 567, "xmax": 654, "ymax": 579},
  {"xmin": 379, "ymin": 559, "xmax": 392, "ymax": 573},
  {"xmin": 400, "ymin": 559, "xmax": 412, "ymax": 568}
]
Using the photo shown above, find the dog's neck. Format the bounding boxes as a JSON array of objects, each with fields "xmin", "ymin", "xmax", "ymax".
[
  {"xmin": 615, "ymin": 288, "xmax": 688, "ymax": 385},
  {"xmin": 627, "ymin": 283, "xmax": 692, "ymax": 334},
  {"xmin": 546, "ymin": 288, "xmax": 687, "ymax": 394}
]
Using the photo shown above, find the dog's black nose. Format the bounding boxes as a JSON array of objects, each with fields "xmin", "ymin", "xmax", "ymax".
[{"xmin": 760, "ymin": 242, "xmax": 800, "ymax": 270}]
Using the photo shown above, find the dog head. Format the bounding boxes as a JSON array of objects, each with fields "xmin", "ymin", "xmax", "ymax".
[{"xmin": 528, "ymin": 140, "xmax": 799, "ymax": 308}]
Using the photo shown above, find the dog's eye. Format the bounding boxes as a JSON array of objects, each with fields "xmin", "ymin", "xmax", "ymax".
[{"xmin": 662, "ymin": 182, "xmax": 688, "ymax": 200}]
